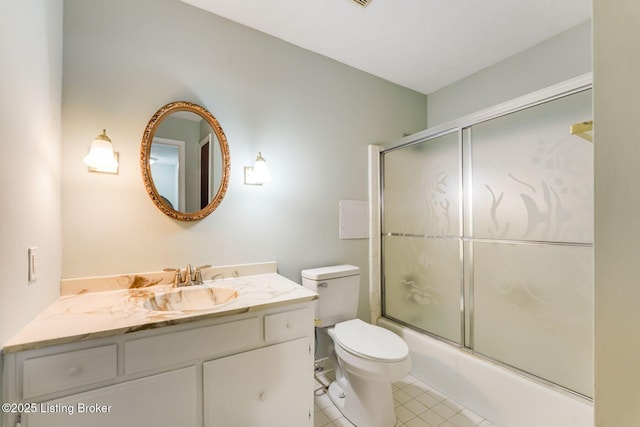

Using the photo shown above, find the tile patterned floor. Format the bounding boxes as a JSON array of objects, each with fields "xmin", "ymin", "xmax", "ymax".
[{"xmin": 313, "ymin": 371, "xmax": 497, "ymax": 427}]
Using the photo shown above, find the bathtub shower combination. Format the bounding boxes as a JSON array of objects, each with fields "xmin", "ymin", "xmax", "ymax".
[{"xmin": 374, "ymin": 75, "xmax": 594, "ymax": 423}]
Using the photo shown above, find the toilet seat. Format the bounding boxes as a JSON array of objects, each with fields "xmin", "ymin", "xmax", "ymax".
[{"xmin": 334, "ymin": 319, "xmax": 409, "ymax": 362}]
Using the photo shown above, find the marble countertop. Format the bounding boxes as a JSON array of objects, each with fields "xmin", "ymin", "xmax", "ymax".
[{"xmin": 2, "ymin": 263, "xmax": 318, "ymax": 353}]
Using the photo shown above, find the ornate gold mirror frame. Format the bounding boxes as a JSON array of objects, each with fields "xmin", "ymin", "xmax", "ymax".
[{"xmin": 141, "ymin": 101, "xmax": 230, "ymax": 221}]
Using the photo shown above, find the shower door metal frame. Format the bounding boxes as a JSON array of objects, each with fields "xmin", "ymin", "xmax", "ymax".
[
  {"xmin": 377, "ymin": 72, "xmax": 593, "ymax": 398},
  {"xmin": 380, "ymin": 127, "xmax": 464, "ymax": 346}
]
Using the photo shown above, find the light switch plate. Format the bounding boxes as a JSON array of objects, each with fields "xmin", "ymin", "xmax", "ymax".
[{"xmin": 28, "ymin": 247, "xmax": 38, "ymax": 282}]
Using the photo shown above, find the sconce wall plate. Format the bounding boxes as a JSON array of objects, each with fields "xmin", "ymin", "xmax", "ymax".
[
  {"xmin": 244, "ymin": 166, "xmax": 262, "ymax": 185},
  {"xmin": 244, "ymin": 151, "xmax": 272, "ymax": 185}
]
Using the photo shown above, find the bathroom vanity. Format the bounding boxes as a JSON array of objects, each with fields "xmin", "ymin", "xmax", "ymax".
[{"xmin": 1, "ymin": 262, "xmax": 317, "ymax": 427}]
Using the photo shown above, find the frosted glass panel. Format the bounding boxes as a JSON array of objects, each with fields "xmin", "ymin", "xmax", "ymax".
[
  {"xmin": 383, "ymin": 235, "xmax": 461, "ymax": 343},
  {"xmin": 471, "ymin": 90, "xmax": 593, "ymax": 243},
  {"xmin": 473, "ymin": 242, "xmax": 593, "ymax": 397},
  {"xmin": 383, "ymin": 132, "xmax": 459, "ymax": 236}
]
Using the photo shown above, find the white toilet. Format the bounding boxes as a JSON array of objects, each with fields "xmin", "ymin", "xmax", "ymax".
[{"xmin": 302, "ymin": 265, "xmax": 411, "ymax": 427}]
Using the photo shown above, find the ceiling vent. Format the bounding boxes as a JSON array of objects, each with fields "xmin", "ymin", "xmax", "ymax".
[{"xmin": 353, "ymin": 0, "xmax": 372, "ymax": 7}]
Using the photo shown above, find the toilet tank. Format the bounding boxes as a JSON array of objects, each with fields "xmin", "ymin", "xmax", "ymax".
[{"xmin": 301, "ymin": 265, "xmax": 360, "ymax": 327}]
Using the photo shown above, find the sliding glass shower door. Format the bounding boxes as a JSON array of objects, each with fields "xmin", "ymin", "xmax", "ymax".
[
  {"xmin": 382, "ymin": 131, "xmax": 462, "ymax": 344},
  {"xmin": 381, "ymin": 87, "xmax": 593, "ymax": 398}
]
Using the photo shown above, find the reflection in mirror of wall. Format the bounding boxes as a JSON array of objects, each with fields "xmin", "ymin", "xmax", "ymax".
[{"xmin": 141, "ymin": 101, "xmax": 230, "ymax": 221}]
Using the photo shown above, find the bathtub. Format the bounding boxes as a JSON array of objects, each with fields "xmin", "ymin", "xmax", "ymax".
[{"xmin": 378, "ymin": 318, "xmax": 593, "ymax": 427}]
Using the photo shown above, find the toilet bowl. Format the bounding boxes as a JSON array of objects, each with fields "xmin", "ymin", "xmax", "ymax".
[
  {"xmin": 325, "ymin": 319, "xmax": 411, "ymax": 427},
  {"xmin": 301, "ymin": 265, "xmax": 411, "ymax": 427}
]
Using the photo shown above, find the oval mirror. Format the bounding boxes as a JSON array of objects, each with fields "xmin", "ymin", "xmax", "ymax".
[{"xmin": 141, "ymin": 101, "xmax": 230, "ymax": 221}]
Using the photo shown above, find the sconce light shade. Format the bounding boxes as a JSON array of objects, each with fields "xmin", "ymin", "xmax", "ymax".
[
  {"xmin": 83, "ymin": 129, "xmax": 119, "ymax": 173},
  {"xmin": 244, "ymin": 151, "xmax": 272, "ymax": 185},
  {"xmin": 252, "ymin": 152, "xmax": 272, "ymax": 183}
]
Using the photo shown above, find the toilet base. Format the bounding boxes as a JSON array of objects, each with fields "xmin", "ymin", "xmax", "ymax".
[
  {"xmin": 327, "ymin": 381, "xmax": 346, "ymax": 407},
  {"xmin": 327, "ymin": 378, "xmax": 397, "ymax": 427}
]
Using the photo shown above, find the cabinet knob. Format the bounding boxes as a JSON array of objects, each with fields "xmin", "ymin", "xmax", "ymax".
[
  {"xmin": 67, "ymin": 365, "xmax": 81, "ymax": 377},
  {"xmin": 260, "ymin": 391, "xmax": 267, "ymax": 401},
  {"xmin": 286, "ymin": 322, "xmax": 291, "ymax": 329}
]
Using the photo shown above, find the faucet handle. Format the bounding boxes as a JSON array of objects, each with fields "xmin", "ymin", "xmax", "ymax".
[
  {"xmin": 194, "ymin": 264, "xmax": 212, "ymax": 285},
  {"xmin": 163, "ymin": 268, "xmax": 183, "ymax": 287}
]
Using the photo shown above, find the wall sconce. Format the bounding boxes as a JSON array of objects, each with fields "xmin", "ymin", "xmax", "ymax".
[
  {"xmin": 83, "ymin": 129, "xmax": 119, "ymax": 174},
  {"xmin": 244, "ymin": 152, "xmax": 272, "ymax": 185}
]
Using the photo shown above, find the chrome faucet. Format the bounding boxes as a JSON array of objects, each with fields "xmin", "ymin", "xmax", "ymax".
[
  {"xmin": 183, "ymin": 264, "xmax": 194, "ymax": 286},
  {"xmin": 164, "ymin": 264, "xmax": 212, "ymax": 287}
]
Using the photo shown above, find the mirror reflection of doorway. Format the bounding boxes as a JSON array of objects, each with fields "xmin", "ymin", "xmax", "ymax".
[
  {"xmin": 198, "ymin": 132, "xmax": 222, "ymax": 210},
  {"xmin": 150, "ymin": 138, "xmax": 186, "ymax": 211},
  {"xmin": 200, "ymin": 134, "xmax": 210, "ymax": 209}
]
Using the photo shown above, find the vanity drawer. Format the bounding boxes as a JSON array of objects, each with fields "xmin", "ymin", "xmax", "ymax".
[
  {"xmin": 22, "ymin": 344, "xmax": 117, "ymax": 399},
  {"xmin": 264, "ymin": 308, "xmax": 311, "ymax": 343},
  {"xmin": 125, "ymin": 317, "xmax": 261, "ymax": 374}
]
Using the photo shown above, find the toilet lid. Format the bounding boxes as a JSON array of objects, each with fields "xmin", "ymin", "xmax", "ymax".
[{"xmin": 334, "ymin": 319, "xmax": 409, "ymax": 362}]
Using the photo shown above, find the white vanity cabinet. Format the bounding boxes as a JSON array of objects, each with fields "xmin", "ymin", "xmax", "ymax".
[
  {"xmin": 27, "ymin": 367, "xmax": 197, "ymax": 427},
  {"xmin": 204, "ymin": 307, "xmax": 315, "ymax": 427},
  {"xmin": 2, "ymin": 302, "xmax": 314, "ymax": 427}
]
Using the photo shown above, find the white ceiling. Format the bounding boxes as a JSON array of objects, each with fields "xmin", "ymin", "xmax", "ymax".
[{"xmin": 181, "ymin": 0, "xmax": 591, "ymax": 95}]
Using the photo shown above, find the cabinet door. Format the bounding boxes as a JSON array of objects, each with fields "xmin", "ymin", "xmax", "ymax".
[
  {"xmin": 26, "ymin": 367, "xmax": 197, "ymax": 427},
  {"xmin": 204, "ymin": 337, "xmax": 312, "ymax": 427}
]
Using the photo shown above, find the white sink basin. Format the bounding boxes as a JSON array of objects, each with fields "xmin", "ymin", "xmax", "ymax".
[{"xmin": 143, "ymin": 286, "xmax": 239, "ymax": 312}]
